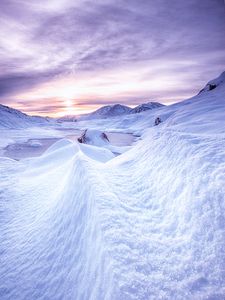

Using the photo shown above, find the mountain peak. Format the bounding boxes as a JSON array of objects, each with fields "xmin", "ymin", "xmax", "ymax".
[
  {"xmin": 130, "ymin": 101, "xmax": 164, "ymax": 114},
  {"xmin": 199, "ymin": 71, "xmax": 225, "ymax": 94},
  {"xmin": 83, "ymin": 103, "xmax": 132, "ymax": 120}
]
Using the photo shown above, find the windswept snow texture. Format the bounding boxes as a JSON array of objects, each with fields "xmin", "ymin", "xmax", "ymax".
[{"xmin": 0, "ymin": 72, "xmax": 225, "ymax": 299}]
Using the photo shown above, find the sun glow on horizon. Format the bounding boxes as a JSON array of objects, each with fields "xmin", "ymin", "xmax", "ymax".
[{"xmin": 10, "ymin": 60, "xmax": 200, "ymax": 117}]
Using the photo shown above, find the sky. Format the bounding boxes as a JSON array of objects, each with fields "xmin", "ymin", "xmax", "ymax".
[{"xmin": 0, "ymin": 0, "xmax": 225, "ymax": 117}]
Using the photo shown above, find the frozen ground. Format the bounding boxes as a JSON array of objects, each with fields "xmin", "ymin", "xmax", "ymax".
[
  {"xmin": 0, "ymin": 72, "xmax": 225, "ymax": 299},
  {"xmin": 2, "ymin": 130, "xmax": 135, "ymax": 160}
]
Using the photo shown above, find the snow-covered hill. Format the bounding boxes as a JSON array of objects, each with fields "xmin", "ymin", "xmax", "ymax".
[
  {"xmin": 80, "ymin": 103, "xmax": 132, "ymax": 120},
  {"xmin": 0, "ymin": 104, "xmax": 51, "ymax": 129},
  {"xmin": 0, "ymin": 71, "xmax": 225, "ymax": 299},
  {"xmin": 130, "ymin": 101, "xmax": 164, "ymax": 113},
  {"xmin": 58, "ymin": 102, "xmax": 163, "ymax": 122},
  {"xmin": 67, "ymin": 71, "xmax": 225, "ymax": 136},
  {"xmin": 199, "ymin": 70, "xmax": 225, "ymax": 93}
]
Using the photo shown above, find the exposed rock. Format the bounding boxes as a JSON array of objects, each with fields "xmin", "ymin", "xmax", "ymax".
[{"xmin": 154, "ymin": 117, "xmax": 162, "ymax": 126}]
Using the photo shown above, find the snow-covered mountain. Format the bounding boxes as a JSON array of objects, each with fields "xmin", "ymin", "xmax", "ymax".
[
  {"xmin": 70, "ymin": 71, "xmax": 225, "ymax": 135},
  {"xmin": 0, "ymin": 104, "xmax": 50, "ymax": 129},
  {"xmin": 59, "ymin": 101, "xmax": 163, "ymax": 122},
  {"xmin": 199, "ymin": 70, "xmax": 225, "ymax": 93},
  {"xmin": 80, "ymin": 103, "xmax": 132, "ymax": 120},
  {"xmin": 130, "ymin": 101, "xmax": 164, "ymax": 113}
]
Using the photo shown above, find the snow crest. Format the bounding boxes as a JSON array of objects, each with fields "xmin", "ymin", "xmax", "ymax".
[{"xmin": 0, "ymin": 141, "xmax": 118, "ymax": 300}]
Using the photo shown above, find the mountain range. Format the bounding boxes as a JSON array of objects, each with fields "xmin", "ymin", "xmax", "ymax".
[{"xmin": 58, "ymin": 101, "xmax": 164, "ymax": 122}]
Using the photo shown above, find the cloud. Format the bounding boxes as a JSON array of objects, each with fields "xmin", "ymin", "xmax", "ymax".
[
  {"xmin": 11, "ymin": 97, "xmax": 67, "ymax": 116},
  {"xmin": 0, "ymin": 70, "xmax": 61, "ymax": 97},
  {"xmin": 0, "ymin": 0, "xmax": 224, "ymax": 115}
]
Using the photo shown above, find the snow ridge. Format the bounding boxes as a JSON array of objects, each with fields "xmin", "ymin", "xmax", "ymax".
[
  {"xmin": 0, "ymin": 104, "xmax": 50, "ymax": 129},
  {"xmin": 130, "ymin": 101, "xmax": 163, "ymax": 114}
]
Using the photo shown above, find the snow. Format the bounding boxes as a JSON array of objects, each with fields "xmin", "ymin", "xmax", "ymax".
[
  {"xmin": 58, "ymin": 115, "xmax": 78, "ymax": 122},
  {"xmin": 130, "ymin": 101, "xmax": 164, "ymax": 114},
  {"xmin": 28, "ymin": 140, "xmax": 42, "ymax": 147},
  {"xmin": 0, "ymin": 127, "xmax": 65, "ymax": 159},
  {"xmin": 0, "ymin": 71, "xmax": 225, "ymax": 299},
  {"xmin": 0, "ymin": 104, "xmax": 52, "ymax": 129},
  {"xmin": 200, "ymin": 71, "xmax": 225, "ymax": 93},
  {"xmin": 78, "ymin": 129, "xmax": 111, "ymax": 146},
  {"xmin": 77, "ymin": 129, "xmax": 132, "ymax": 155},
  {"xmin": 58, "ymin": 101, "xmax": 164, "ymax": 122},
  {"xmin": 80, "ymin": 103, "xmax": 132, "ymax": 120}
]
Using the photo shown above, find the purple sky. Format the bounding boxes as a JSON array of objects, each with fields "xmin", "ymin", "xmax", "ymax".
[{"xmin": 0, "ymin": 0, "xmax": 225, "ymax": 116}]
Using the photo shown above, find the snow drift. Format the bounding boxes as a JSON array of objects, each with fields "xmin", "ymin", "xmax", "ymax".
[
  {"xmin": 0, "ymin": 72, "xmax": 225, "ymax": 299},
  {"xmin": 77, "ymin": 129, "xmax": 110, "ymax": 146},
  {"xmin": 77, "ymin": 129, "xmax": 131, "ymax": 155}
]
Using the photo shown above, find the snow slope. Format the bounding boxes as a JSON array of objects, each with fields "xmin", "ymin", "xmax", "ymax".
[
  {"xmin": 0, "ymin": 104, "xmax": 51, "ymax": 129},
  {"xmin": 0, "ymin": 72, "xmax": 225, "ymax": 299},
  {"xmin": 130, "ymin": 101, "xmax": 164, "ymax": 113},
  {"xmin": 57, "ymin": 115, "xmax": 78, "ymax": 122},
  {"xmin": 64, "ymin": 72, "xmax": 225, "ymax": 136}
]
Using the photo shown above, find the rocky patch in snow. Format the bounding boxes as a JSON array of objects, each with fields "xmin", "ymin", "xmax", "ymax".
[{"xmin": 77, "ymin": 129, "xmax": 110, "ymax": 146}]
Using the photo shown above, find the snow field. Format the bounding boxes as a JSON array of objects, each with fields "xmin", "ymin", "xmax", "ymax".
[{"xmin": 0, "ymin": 72, "xmax": 225, "ymax": 299}]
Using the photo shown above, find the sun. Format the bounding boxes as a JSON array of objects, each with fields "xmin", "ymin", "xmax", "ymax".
[
  {"xmin": 64, "ymin": 99, "xmax": 74, "ymax": 114},
  {"xmin": 65, "ymin": 99, "xmax": 73, "ymax": 108}
]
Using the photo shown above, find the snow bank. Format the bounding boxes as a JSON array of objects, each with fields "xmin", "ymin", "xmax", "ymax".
[
  {"xmin": 77, "ymin": 129, "xmax": 110, "ymax": 147},
  {"xmin": 102, "ymin": 129, "xmax": 225, "ymax": 299},
  {"xmin": 79, "ymin": 143, "xmax": 115, "ymax": 162},
  {"xmin": 200, "ymin": 71, "xmax": 225, "ymax": 93},
  {"xmin": 0, "ymin": 147, "xmax": 117, "ymax": 300},
  {"xmin": 77, "ymin": 129, "xmax": 131, "ymax": 155}
]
